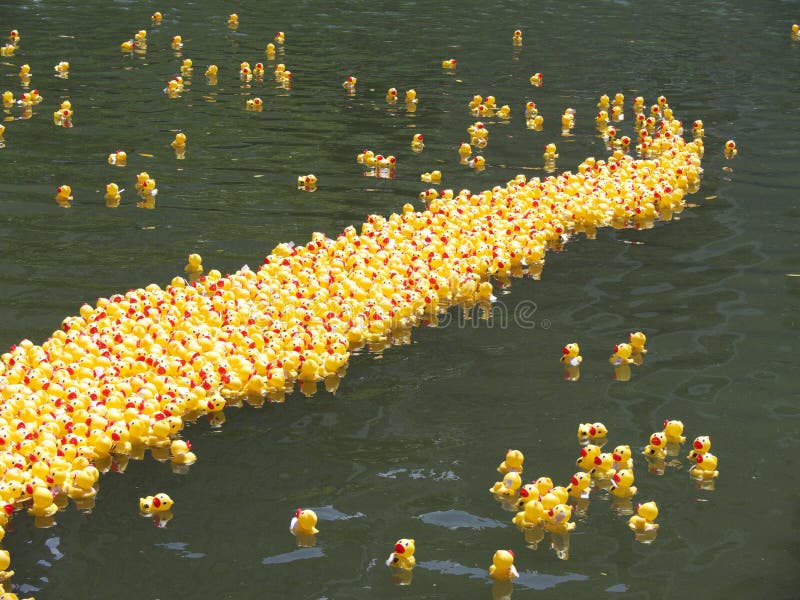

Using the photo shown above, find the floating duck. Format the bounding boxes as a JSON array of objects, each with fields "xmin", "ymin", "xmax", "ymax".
[
  {"xmin": 643, "ymin": 432, "xmax": 667, "ymax": 460},
  {"xmin": 165, "ymin": 77, "xmax": 183, "ymax": 97},
  {"xmin": 495, "ymin": 105, "xmax": 511, "ymax": 120},
  {"xmin": 609, "ymin": 343, "xmax": 633, "ymax": 366},
  {"xmin": 0, "ymin": 43, "xmax": 15, "ymax": 56},
  {"xmin": 9, "ymin": 29, "xmax": 21, "ymax": 45},
  {"xmin": 205, "ymin": 64, "xmax": 218, "ymax": 77},
  {"xmin": 441, "ymin": 59, "xmax": 457, "ymax": 69},
  {"xmin": 151, "ymin": 12, "xmax": 163, "ymax": 24},
  {"xmin": 55, "ymin": 185, "xmax": 73, "ymax": 205},
  {"xmin": 121, "ymin": 39, "xmax": 134, "ymax": 52},
  {"xmin": 104, "ymin": 183, "xmax": 122, "ymax": 205},
  {"xmin": 490, "ymin": 471, "xmax": 522, "ymax": 497},
  {"xmin": 566, "ymin": 472, "xmax": 591, "ymax": 498},
  {"xmin": 228, "ymin": 13, "xmax": 239, "ymax": 28},
  {"xmin": 0, "ymin": 549, "xmax": 14, "ymax": 582},
  {"xmin": 687, "ymin": 435, "xmax": 711, "ymax": 461},
  {"xmin": 628, "ymin": 501, "xmax": 659, "ymax": 532},
  {"xmin": 469, "ymin": 155, "xmax": 485, "ymax": 171},
  {"xmin": 240, "ymin": 61, "xmax": 252, "ymax": 81},
  {"xmin": 274, "ymin": 31, "xmax": 285, "ymax": 44},
  {"xmin": 628, "ymin": 331, "xmax": 647, "ymax": 354},
  {"xmin": 612, "ymin": 445, "xmax": 633, "ymax": 470},
  {"xmin": 386, "ymin": 87, "xmax": 398, "ymax": 104},
  {"xmin": 411, "ymin": 133, "xmax": 424, "ymax": 152},
  {"xmin": 171, "ymin": 132, "xmax": 187, "ymax": 149},
  {"xmin": 613, "ymin": 92, "xmax": 625, "ymax": 107},
  {"xmin": 180, "ymin": 59, "xmax": 193, "ymax": 76},
  {"xmin": 489, "ymin": 549, "xmax": 519, "ymax": 581},
  {"xmin": 253, "ymin": 63, "xmax": 265, "ymax": 78},
  {"xmin": 597, "ymin": 94, "xmax": 610, "ymax": 110},
  {"xmin": 632, "ymin": 96, "xmax": 645, "ymax": 114},
  {"xmin": 690, "ymin": 452, "xmax": 719, "ymax": 480},
  {"xmin": 724, "ymin": 140, "xmax": 737, "ymax": 158},
  {"xmin": 610, "ymin": 469, "xmax": 637, "ymax": 498},
  {"xmin": 545, "ymin": 503, "xmax": 575, "ymax": 533},
  {"xmin": 0, "ymin": 123, "xmax": 4, "ymax": 143},
  {"xmin": 529, "ymin": 72, "xmax": 542, "ymax": 87},
  {"xmin": 170, "ymin": 439, "xmax": 196, "ymax": 465},
  {"xmin": 512, "ymin": 29, "xmax": 523, "ymax": 45},
  {"xmin": 297, "ymin": 174, "xmax": 318, "ymax": 191},
  {"xmin": 458, "ymin": 142, "xmax": 472, "ymax": 163},
  {"xmin": 386, "ymin": 538, "xmax": 415, "ymax": 570},
  {"xmin": 561, "ymin": 109, "xmax": 575, "ymax": 132},
  {"xmin": 524, "ymin": 101, "xmax": 538, "ymax": 118},
  {"xmin": 590, "ymin": 452, "xmax": 616, "ymax": 479},
  {"xmin": 404, "ymin": 89, "xmax": 417, "ymax": 104},
  {"xmin": 420, "ymin": 170, "xmax": 441, "ymax": 184},
  {"xmin": 290, "ymin": 508, "xmax": 319, "ymax": 535},
  {"xmin": 512, "ymin": 498, "xmax": 545, "ymax": 528},
  {"xmin": 662, "ymin": 419, "xmax": 685, "ymax": 444},
  {"xmin": 611, "ymin": 105, "xmax": 623, "ymax": 121},
  {"xmin": 246, "ymin": 97, "xmax": 264, "ymax": 111},
  {"xmin": 171, "ymin": 35, "xmax": 183, "ymax": 50},
  {"xmin": 576, "ymin": 444, "xmax": 601, "ymax": 471},
  {"xmin": 54, "ymin": 61, "xmax": 70, "ymax": 77},
  {"xmin": 19, "ymin": 63, "xmax": 31, "ymax": 83},
  {"xmin": 28, "ymin": 485, "xmax": 58, "ymax": 517},
  {"xmin": 342, "ymin": 76, "xmax": 357, "ymax": 94},
  {"xmin": 528, "ymin": 114, "xmax": 544, "ymax": 130},
  {"xmin": 67, "ymin": 466, "xmax": 98, "ymax": 500},
  {"xmin": 543, "ymin": 143, "xmax": 558, "ymax": 160},
  {"xmin": 561, "ymin": 343, "xmax": 582, "ymax": 366},
  {"xmin": 2, "ymin": 90, "xmax": 13, "ymax": 107},
  {"xmin": 147, "ymin": 493, "xmax": 174, "ymax": 513},
  {"xmin": 497, "ymin": 448, "xmax": 524, "ymax": 474},
  {"xmin": 265, "ymin": 42, "xmax": 276, "ymax": 58}
]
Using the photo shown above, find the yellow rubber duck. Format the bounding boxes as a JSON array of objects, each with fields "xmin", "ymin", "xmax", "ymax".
[
  {"xmin": 342, "ymin": 76, "xmax": 357, "ymax": 94},
  {"xmin": 205, "ymin": 64, "xmax": 218, "ymax": 77},
  {"xmin": 612, "ymin": 445, "xmax": 633, "ymax": 469},
  {"xmin": 0, "ymin": 123, "xmax": 4, "ymax": 143},
  {"xmin": 151, "ymin": 492, "xmax": 174, "ymax": 513},
  {"xmin": 609, "ymin": 343, "xmax": 633, "ymax": 365},
  {"xmin": 19, "ymin": 63, "xmax": 31, "ymax": 85},
  {"xmin": 253, "ymin": 62, "xmax": 265, "ymax": 78},
  {"xmin": 441, "ymin": 58, "xmax": 456, "ymax": 69},
  {"xmin": 611, "ymin": 105, "xmax": 623, "ymax": 121},
  {"xmin": 496, "ymin": 104, "xmax": 511, "ymax": 120},
  {"xmin": 2, "ymin": 90, "xmax": 14, "ymax": 107},
  {"xmin": 566, "ymin": 472, "xmax": 591, "ymax": 498},
  {"xmin": 386, "ymin": 87, "xmax": 398, "ymax": 103},
  {"xmin": 274, "ymin": 31, "xmax": 285, "ymax": 44},
  {"xmin": 610, "ymin": 469, "xmax": 637, "ymax": 498},
  {"xmin": 151, "ymin": 11, "xmax": 163, "ymax": 24},
  {"xmin": 386, "ymin": 538, "xmax": 415, "ymax": 570},
  {"xmin": 0, "ymin": 43, "xmax": 15, "ymax": 56},
  {"xmin": 576, "ymin": 444, "xmax": 601, "ymax": 471},
  {"xmin": 290, "ymin": 508, "xmax": 319, "ymax": 535},
  {"xmin": 404, "ymin": 89, "xmax": 417, "ymax": 104},
  {"xmin": 490, "ymin": 471, "xmax": 521, "ymax": 496},
  {"xmin": 724, "ymin": 140, "xmax": 737, "ymax": 158},
  {"xmin": 170, "ymin": 439, "xmax": 196, "ymax": 465},
  {"xmin": 179, "ymin": 59, "xmax": 193, "ymax": 76},
  {"xmin": 597, "ymin": 94, "xmax": 610, "ymax": 110},
  {"xmin": 184, "ymin": 253, "xmax": 203, "ymax": 274},
  {"xmin": 524, "ymin": 101, "xmax": 538, "ymax": 117},
  {"xmin": 629, "ymin": 331, "xmax": 647, "ymax": 354},
  {"xmin": 134, "ymin": 29, "xmax": 147, "ymax": 49},
  {"xmin": 411, "ymin": 133, "xmax": 424, "ymax": 152},
  {"xmin": 54, "ymin": 61, "xmax": 70, "ymax": 77},
  {"xmin": 690, "ymin": 452, "xmax": 719, "ymax": 479},
  {"xmin": 458, "ymin": 142, "xmax": 472, "ymax": 163},
  {"xmin": 512, "ymin": 29, "xmax": 523, "ymax": 45},
  {"xmin": 497, "ymin": 449, "xmax": 524, "ymax": 474},
  {"xmin": 171, "ymin": 35, "xmax": 183, "ymax": 50},
  {"xmin": 170, "ymin": 132, "xmax": 187, "ymax": 151},
  {"xmin": 643, "ymin": 432, "xmax": 667, "ymax": 460},
  {"xmin": 420, "ymin": 170, "xmax": 441, "ymax": 184},
  {"xmin": 28, "ymin": 485, "xmax": 58, "ymax": 517},
  {"xmin": 543, "ymin": 142, "xmax": 558, "ymax": 160},
  {"xmin": 228, "ymin": 13, "xmax": 239, "ymax": 28},
  {"xmin": 529, "ymin": 72, "xmax": 542, "ymax": 87},
  {"xmin": 120, "ymin": 39, "xmax": 134, "ymax": 52},
  {"xmin": 469, "ymin": 155, "xmax": 485, "ymax": 171},
  {"xmin": 489, "ymin": 549, "xmax": 519, "ymax": 581},
  {"xmin": 687, "ymin": 435, "xmax": 711, "ymax": 461},
  {"xmin": 545, "ymin": 503, "xmax": 575, "ymax": 533},
  {"xmin": 561, "ymin": 343, "xmax": 582, "ymax": 366},
  {"xmin": 513, "ymin": 497, "xmax": 545, "ymax": 528},
  {"xmin": 55, "ymin": 185, "xmax": 73, "ymax": 205},
  {"xmin": 265, "ymin": 42, "xmax": 276, "ymax": 58},
  {"xmin": 662, "ymin": 419, "xmax": 685, "ymax": 444},
  {"xmin": 528, "ymin": 114, "xmax": 544, "ymax": 130},
  {"xmin": 104, "ymin": 183, "xmax": 122, "ymax": 206},
  {"xmin": 628, "ymin": 501, "xmax": 659, "ymax": 532},
  {"xmin": 0, "ymin": 549, "xmax": 14, "ymax": 582},
  {"xmin": 297, "ymin": 174, "xmax": 318, "ymax": 191}
]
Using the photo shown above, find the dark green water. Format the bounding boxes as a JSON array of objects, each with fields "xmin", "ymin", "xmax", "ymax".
[{"xmin": 1, "ymin": 0, "xmax": 799, "ymax": 598}]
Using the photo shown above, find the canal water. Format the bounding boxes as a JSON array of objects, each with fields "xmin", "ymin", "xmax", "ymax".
[{"xmin": 1, "ymin": 0, "xmax": 798, "ymax": 598}]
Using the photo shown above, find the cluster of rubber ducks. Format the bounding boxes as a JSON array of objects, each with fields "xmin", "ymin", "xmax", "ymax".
[
  {"xmin": 0, "ymin": 16, "xmax": 721, "ymax": 593},
  {"xmin": 560, "ymin": 332, "xmax": 649, "ymax": 382},
  {"xmin": 356, "ymin": 149, "xmax": 397, "ymax": 178}
]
